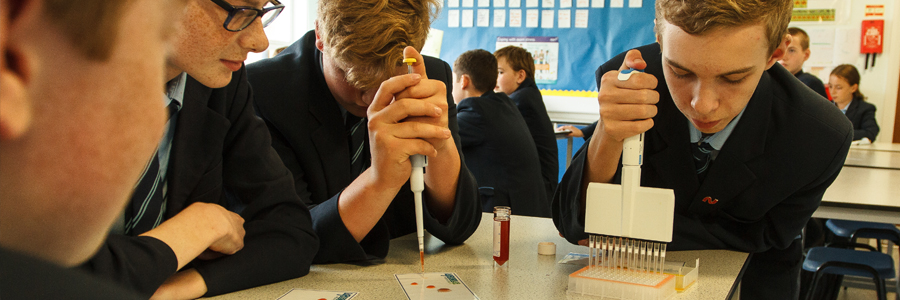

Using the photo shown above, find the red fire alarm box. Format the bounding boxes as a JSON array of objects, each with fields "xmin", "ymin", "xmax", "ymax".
[{"xmin": 861, "ymin": 20, "xmax": 884, "ymax": 54}]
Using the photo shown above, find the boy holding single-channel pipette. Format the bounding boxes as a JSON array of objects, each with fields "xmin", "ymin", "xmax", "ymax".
[{"xmin": 247, "ymin": 0, "xmax": 481, "ymax": 265}]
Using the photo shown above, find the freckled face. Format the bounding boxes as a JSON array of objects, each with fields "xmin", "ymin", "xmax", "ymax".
[
  {"xmin": 660, "ymin": 20, "xmax": 778, "ymax": 134},
  {"xmin": 166, "ymin": 0, "xmax": 271, "ymax": 87}
]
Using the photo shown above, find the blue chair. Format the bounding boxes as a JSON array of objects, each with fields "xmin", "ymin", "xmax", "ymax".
[
  {"xmin": 803, "ymin": 246, "xmax": 895, "ymax": 300},
  {"xmin": 826, "ymin": 220, "xmax": 900, "ymax": 253}
]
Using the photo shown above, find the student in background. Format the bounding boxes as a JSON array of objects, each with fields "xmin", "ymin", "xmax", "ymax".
[
  {"xmin": 494, "ymin": 46, "xmax": 558, "ymax": 202},
  {"xmin": 247, "ymin": 0, "xmax": 481, "ymax": 264},
  {"xmin": 552, "ymin": 0, "xmax": 852, "ymax": 299},
  {"xmin": 830, "ymin": 64, "xmax": 879, "ymax": 142},
  {"xmin": 453, "ymin": 49, "xmax": 549, "ymax": 217},
  {"xmin": 1, "ymin": 0, "xmax": 181, "ymax": 298},
  {"xmin": 779, "ymin": 27, "xmax": 829, "ymax": 99},
  {"xmin": 81, "ymin": 0, "xmax": 319, "ymax": 298}
]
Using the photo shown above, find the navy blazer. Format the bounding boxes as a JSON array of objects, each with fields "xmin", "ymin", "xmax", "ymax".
[
  {"xmin": 553, "ymin": 43, "xmax": 852, "ymax": 296},
  {"xmin": 247, "ymin": 30, "xmax": 481, "ymax": 264},
  {"xmin": 458, "ymin": 90, "xmax": 548, "ymax": 217},
  {"xmin": 83, "ymin": 67, "xmax": 318, "ymax": 296},
  {"xmin": 795, "ymin": 70, "xmax": 829, "ymax": 100},
  {"xmin": 844, "ymin": 97, "xmax": 880, "ymax": 141},
  {"xmin": 509, "ymin": 79, "xmax": 558, "ymax": 202}
]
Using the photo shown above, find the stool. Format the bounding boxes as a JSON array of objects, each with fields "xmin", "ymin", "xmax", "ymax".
[
  {"xmin": 803, "ymin": 247, "xmax": 895, "ymax": 300},
  {"xmin": 826, "ymin": 220, "xmax": 900, "ymax": 252}
]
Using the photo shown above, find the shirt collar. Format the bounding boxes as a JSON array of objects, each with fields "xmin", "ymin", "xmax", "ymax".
[
  {"xmin": 689, "ymin": 106, "xmax": 747, "ymax": 150},
  {"xmin": 165, "ymin": 72, "xmax": 187, "ymax": 108}
]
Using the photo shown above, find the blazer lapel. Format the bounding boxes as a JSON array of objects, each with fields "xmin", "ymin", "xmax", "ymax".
[
  {"xmin": 304, "ymin": 53, "xmax": 354, "ymax": 191},
  {"xmin": 689, "ymin": 73, "xmax": 772, "ymax": 216},
  {"xmin": 645, "ymin": 86, "xmax": 700, "ymax": 214},
  {"xmin": 167, "ymin": 77, "xmax": 230, "ymax": 215}
]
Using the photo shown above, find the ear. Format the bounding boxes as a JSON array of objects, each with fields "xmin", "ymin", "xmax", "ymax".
[
  {"xmin": 314, "ymin": 21, "xmax": 324, "ymax": 52},
  {"xmin": 515, "ymin": 69, "xmax": 526, "ymax": 85},
  {"xmin": 849, "ymin": 83, "xmax": 859, "ymax": 94},
  {"xmin": 460, "ymin": 74, "xmax": 470, "ymax": 90},
  {"xmin": 802, "ymin": 48, "xmax": 811, "ymax": 61},
  {"xmin": 1, "ymin": 0, "xmax": 39, "ymax": 141},
  {"xmin": 765, "ymin": 34, "xmax": 791, "ymax": 70}
]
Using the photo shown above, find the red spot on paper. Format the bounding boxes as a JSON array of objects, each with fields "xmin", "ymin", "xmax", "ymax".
[
  {"xmin": 438, "ymin": 288, "xmax": 452, "ymax": 292},
  {"xmin": 411, "ymin": 282, "xmax": 418, "ymax": 285},
  {"xmin": 427, "ymin": 285, "xmax": 436, "ymax": 289}
]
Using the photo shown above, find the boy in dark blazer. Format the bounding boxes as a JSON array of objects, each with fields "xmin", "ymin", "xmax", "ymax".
[
  {"xmin": 81, "ymin": 1, "xmax": 318, "ymax": 298},
  {"xmin": 246, "ymin": 0, "xmax": 481, "ymax": 264},
  {"xmin": 452, "ymin": 49, "xmax": 549, "ymax": 217},
  {"xmin": 1, "ymin": 0, "xmax": 181, "ymax": 298},
  {"xmin": 494, "ymin": 46, "xmax": 559, "ymax": 201},
  {"xmin": 552, "ymin": 1, "xmax": 852, "ymax": 299},
  {"xmin": 779, "ymin": 27, "xmax": 829, "ymax": 100}
]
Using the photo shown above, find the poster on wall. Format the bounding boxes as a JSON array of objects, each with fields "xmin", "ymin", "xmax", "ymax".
[{"xmin": 496, "ymin": 36, "xmax": 559, "ymax": 85}]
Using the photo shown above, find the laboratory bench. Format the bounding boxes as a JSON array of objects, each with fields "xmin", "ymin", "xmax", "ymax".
[{"xmin": 207, "ymin": 213, "xmax": 748, "ymax": 300}]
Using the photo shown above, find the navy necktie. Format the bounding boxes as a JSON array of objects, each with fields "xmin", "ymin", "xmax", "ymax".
[
  {"xmin": 692, "ymin": 141, "xmax": 714, "ymax": 183},
  {"xmin": 346, "ymin": 115, "xmax": 367, "ymax": 177},
  {"xmin": 124, "ymin": 102, "xmax": 179, "ymax": 235}
]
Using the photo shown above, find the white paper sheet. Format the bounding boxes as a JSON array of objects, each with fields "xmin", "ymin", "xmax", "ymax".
[
  {"xmin": 575, "ymin": 9, "xmax": 589, "ymax": 28},
  {"xmin": 560, "ymin": 0, "xmax": 572, "ymax": 8},
  {"xmin": 610, "ymin": 0, "xmax": 623, "ymax": 8},
  {"xmin": 509, "ymin": 9, "xmax": 523, "ymax": 27},
  {"xmin": 395, "ymin": 273, "xmax": 479, "ymax": 300},
  {"xmin": 577, "ymin": 0, "xmax": 589, "ymax": 7},
  {"xmin": 277, "ymin": 289, "xmax": 358, "ymax": 300},
  {"xmin": 494, "ymin": 9, "xmax": 507, "ymax": 27},
  {"xmin": 508, "ymin": 0, "xmax": 521, "ymax": 7},
  {"xmin": 526, "ymin": 0, "xmax": 539, "ymax": 7},
  {"xmin": 541, "ymin": 10, "xmax": 554, "ymax": 28},
  {"xmin": 542, "ymin": 0, "xmax": 554, "ymax": 8},
  {"xmin": 448, "ymin": 10, "xmax": 460, "ymax": 27},
  {"xmin": 558, "ymin": 10, "xmax": 571, "ymax": 28},
  {"xmin": 477, "ymin": 9, "xmax": 490, "ymax": 27},
  {"xmin": 494, "ymin": 0, "xmax": 505, "ymax": 7},
  {"xmin": 591, "ymin": 0, "xmax": 604, "ymax": 8},
  {"xmin": 526, "ymin": 9, "xmax": 539, "ymax": 27},
  {"xmin": 461, "ymin": 9, "xmax": 475, "ymax": 27},
  {"xmin": 448, "ymin": 0, "xmax": 460, "ymax": 7},
  {"xmin": 478, "ymin": 0, "xmax": 490, "ymax": 7},
  {"xmin": 462, "ymin": 0, "xmax": 474, "ymax": 7},
  {"xmin": 628, "ymin": 0, "xmax": 641, "ymax": 8}
]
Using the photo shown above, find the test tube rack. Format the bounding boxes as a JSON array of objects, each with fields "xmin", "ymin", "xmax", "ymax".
[{"xmin": 567, "ymin": 265, "xmax": 676, "ymax": 300}]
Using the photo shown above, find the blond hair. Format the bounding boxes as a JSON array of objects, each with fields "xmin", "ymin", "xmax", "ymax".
[
  {"xmin": 318, "ymin": 0, "xmax": 440, "ymax": 91},
  {"xmin": 654, "ymin": 0, "xmax": 792, "ymax": 56},
  {"xmin": 43, "ymin": 0, "xmax": 132, "ymax": 60}
]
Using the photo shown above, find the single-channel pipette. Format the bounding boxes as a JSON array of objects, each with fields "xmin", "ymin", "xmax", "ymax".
[{"xmin": 404, "ymin": 57, "xmax": 428, "ymax": 274}]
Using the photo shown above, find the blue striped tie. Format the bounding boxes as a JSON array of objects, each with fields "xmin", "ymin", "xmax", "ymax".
[
  {"xmin": 692, "ymin": 141, "xmax": 714, "ymax": 183},
  {"xmin": 124, "ymin": 102, "xmax": 179, "ymax": 235},
  {"xmin": 346, "ymin": 115, "xmax": 367, "ymax": 177}
]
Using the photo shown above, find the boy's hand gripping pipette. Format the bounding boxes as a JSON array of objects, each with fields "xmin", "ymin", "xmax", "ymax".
[
  {"xmin": 583, "ymin": 68, "xmax": 675, "ymax": 273},
  {"xmin": 404, "ymin": 57, "xmax": 428, "ymax": 275}
]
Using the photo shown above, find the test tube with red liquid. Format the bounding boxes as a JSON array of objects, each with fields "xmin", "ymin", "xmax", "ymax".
[{"xmin": 493, "ymin": 206, "xmax": 510, "ymax": 267}]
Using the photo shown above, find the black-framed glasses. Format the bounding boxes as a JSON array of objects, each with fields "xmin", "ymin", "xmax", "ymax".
[{"xmin": 210, "ymin": 0, "xmax": 284, "ymax": 32}]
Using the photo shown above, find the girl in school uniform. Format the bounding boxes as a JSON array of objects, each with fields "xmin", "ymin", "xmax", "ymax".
[{"xmin": 829, "ymin": 64, "xmax": 880, "ymax": 142}]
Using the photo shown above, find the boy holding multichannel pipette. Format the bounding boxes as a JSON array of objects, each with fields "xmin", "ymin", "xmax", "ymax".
[{"xmin": 552, "ymin": 0, "xmax": 852, "ymax": 299}]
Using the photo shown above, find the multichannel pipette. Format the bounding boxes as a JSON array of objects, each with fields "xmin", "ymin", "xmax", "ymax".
[
  {"xmin": 404, "ymin": 57, "xmax": 428, "ymax": 274},
  {"xmin": 583, "ymin": 68, "xmax": 676, "ymax": 273}
]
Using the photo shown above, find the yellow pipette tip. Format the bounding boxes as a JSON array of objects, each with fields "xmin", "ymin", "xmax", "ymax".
[{"xmin": 403, "ymin": 58, "xmax": 416, "ymax": 65}]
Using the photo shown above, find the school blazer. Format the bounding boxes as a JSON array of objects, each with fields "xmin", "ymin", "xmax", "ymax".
[
  {"xmin": 83, "ymin": 67, "xmax": 318, "ymax": 297},
  {"xmin": 553, "ymin": 43, "xmax": 853, "ymax": 254},
  {"xmin": 246, "ymin": 30, "xmax": 481, "ymax": 264},
  {"xmin": 844, "ymin": 98, "xmax": 880, "ymax": 141},
  {"xmin": 457, "ymin": 91, "xmax": 549, "ymax": 217},
  {"xmin": 508, "ymin": 78, "xmax": 559, "ymax": 202}
]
